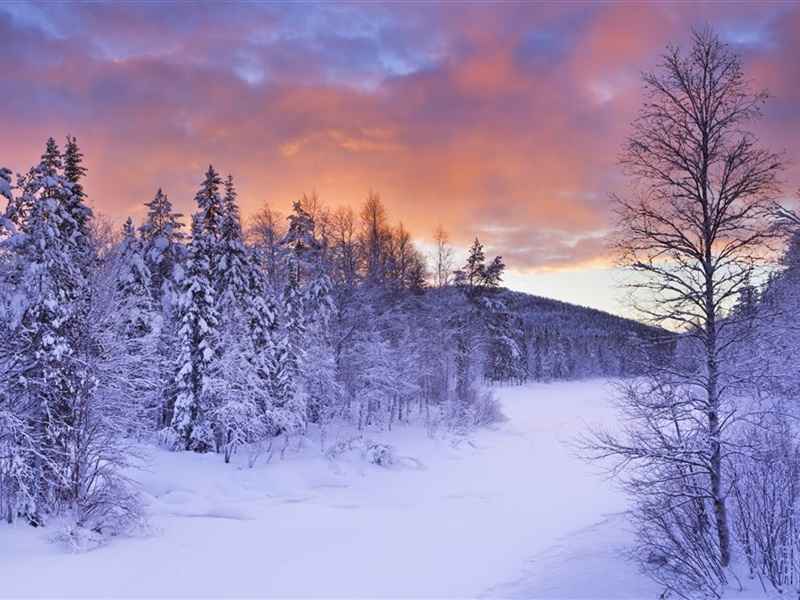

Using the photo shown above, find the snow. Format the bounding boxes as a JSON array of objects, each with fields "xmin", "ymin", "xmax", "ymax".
[{"xmin": 0, "ymin": 380, "xmax": 659, "ymax": 598}]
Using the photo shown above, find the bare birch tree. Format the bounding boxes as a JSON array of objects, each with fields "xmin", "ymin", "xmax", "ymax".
[
  {"xmin": 432, "ymin": 225, "xmax": 454, "ymax": 288},
  {"xmin": 587, "ymin": 28, "xmax": 783, "ymax": 595}
]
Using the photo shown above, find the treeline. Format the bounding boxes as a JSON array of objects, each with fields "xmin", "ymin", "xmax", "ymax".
[{"xmin": 500, "ymin": 291, "xmax": 672, "ymax": 381}]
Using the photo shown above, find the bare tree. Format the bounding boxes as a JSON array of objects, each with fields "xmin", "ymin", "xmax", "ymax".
[
  {"xmin": 246, "ymin": 202, "xmax": 286, "ymax": 290},
  {"xmin": 432, "ymin": 224, "xmax": 454, "ymax": 288},
  {"xmin": 359, "ymin": 191, "xmax": 391, "ymax": 284},
  {"xmin": 588, "ymin": 28, "xmax": 783, "ymax": 593},
  {"xmin": 330, "ymin": 206, "xmax": 359, "ymax": 289}
]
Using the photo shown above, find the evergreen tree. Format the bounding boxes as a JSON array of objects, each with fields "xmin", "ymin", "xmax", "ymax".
[
  {"xmin": 0, "ymin": 150, "xmax": 93, "ymax": 524},
  {"xmin": 63, "ymin": 135, "xmax": 87, "ymax": 200},
  {"xmin": 138, "ymin": 189, "xmax": 186, "ymax": 428},
  {"xmin": 169, "ymin": 211, "xmax": 219, "ymax": 452},
  {"xmin": 273, "ymin": 260, "xmax": 306, "ymax": 435},
  {"xmin": 63, "ymin": 135, "xmax": 90, "ymax": 243},
  {"xmin": 211, "ymin": 174, "xmax": 280, "ymax": 458},
  {"xmin": 112, "ymin": 218, "xmax": 160, "ymax": 427},
  {"xmin": 451, "ymin": 237, "xmax": 508, "ymax": 421},
  {"xmin": 139, "ymin": 188, "xmax": 186, "ymax": 309},
  {"xmin": 0, "ymin": 168, "xmax": 13, "ymax": 238},
  {"xmin": 217, "ymin": 175, "xmax": 250, "ymax": 312},
  {"xmin": 194, "ymin": 165, "xmax": 224, "ymax": 247},
  {"xmin": 3, "ymin": 169, "xmax": 34, "ymax": 231},
  {"xmin": 276, "ymin": 200, "xmax": 340, "ymax": 437},
  {"xmin": 40, "ymin": 137, "xmax": 62, "ymax": 177},
  {"xmin": 117, "ymin": 219, "xmax": 157, "ymax": 338},
  {"xmin": 41, "ymin": 136, "xmax": 92, "ymax": 254}
]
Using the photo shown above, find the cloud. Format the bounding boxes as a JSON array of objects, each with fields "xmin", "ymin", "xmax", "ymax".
[{"xmin": 1, "ymin": 1, "xmax": 798, "ymax": 273}]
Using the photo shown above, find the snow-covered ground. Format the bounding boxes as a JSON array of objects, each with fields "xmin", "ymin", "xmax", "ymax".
[{"xmin": 1, "ymin": 380, "xmax": 660, "ymax": 598}]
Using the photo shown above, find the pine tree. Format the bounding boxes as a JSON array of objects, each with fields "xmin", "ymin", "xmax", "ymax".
[
  {"xmin": 451, "ymin": 237, "xmax": 507, "ymax": 421},
  {"xmin": 275, "ymin": 200, "xmax": 341, "ymax": 438},
  {"xmin": 211, "ymin": 174, "xmax": 280, "ymax": 459},
  {"xmin": 0, "ymin": 149, "xmax": 92, "ymax": 524},
  {"xmin": 217, "ymin": 175, "xmax": 250, "ymax": 313},
  {"xmin": 283, "ymin": 200, "xmax": 321, "ymax": 274},
  {"xmin": 0, "ymin": 168, "xmax": 12, "ymax": 207},
  {"xmin": 454, "ymin": 238, "xmax": 505, "ymax": 297},
  {"xmin": 40, "ymin": 137, "xmax": 62, "ymax": 177},
  {"xmin": 117, "ymin": 219, "xmax": 157, "ymax": 338},
  {"xmin": 139, "ymin": 188, "xmax": 186, "ymax": 309},
  {"xmin": 138, "ymin": 189, "xmax": 186, "ymax": 428},
  {"xmin": 194, "ymin": 165, "xmax": 224, "ymax": 247},
  {"xmin": 273, "ymin": 260, "xmax": 306, "ymax": 434},
  {"xmin": 63, "ymin": 136, "xmax": 87, "ymax": 198},
  {"xmin": 113, "ymin": 218, "xmax": 160, "ymax": 427},
  {"xmin": 0, "ymin": 168, "xmax": 13, "ymax": 237},
  {"xmin": 62, "ymin": 135, "xmax": 90, "ymax": 242},
  {"xmin": 3, "ymin": 169, "xmax": 34, "ymax": 231},
  {"xmin": 40, "ymin": 137, "xmax": 92, "ymax": 254},
  {"xmin": 169, "ymin": 211, "xmax": 219, "ymax": 452}
]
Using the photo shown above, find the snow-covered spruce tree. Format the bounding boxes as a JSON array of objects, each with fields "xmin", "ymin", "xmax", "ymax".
[
  {"xmin": 209, "ymin": 175, "xmax": 276, "ymax": 463},
  {"xmin": 585, "ymin": 29, "xmax": 783, "ymax": 596},
  {"xmin": 63, "ymin": 135, "xmax": 87, "ymax": 200},
  {"xmin": 243, "ymin": 249, "xmax": 279, "ymax": 411},
  {"xmin": 0, "ymin": 167, "xmax": 12, "ymax": 225},
  {"xmin": 0, "ymin": 140, "xmax": 140, "ymax": 535},
  {"xmin": 0, "ymin": 167, "xmax": 22, "ymax": 524},
  {"xmin": 117, "ymin": 219, "xmax": 158, "ymax": 338},
  {"xmin": 0, "ymin": 144, "xmax": 91, "ymax": 525},
  {"xmin": 303, "ymin": 273, "xmax": 341, "ymax": 430},
  {"xmin": 112, "ymin": 218, "xmax": 160, "ymax": 427},
  {"xmin": 269, "ymin": 200, "xmax": 341, "ymax": 448},
  {"xmin": 450, "ymin": 238, "xmax": 507, "ymax": 427},
  {"xmin": 273, "ymin": 255, "xmax": 307, "ymax": 439},
  {"xmin": 62, "ymin": 135, "xmax": 91, "ymax": 248},
  {"xmin": 747, "ymin": 206, "xmax": 800, "ymax": 400},
  {"xmin": 167, "ymin": 169, "xmax": 223, "ymax": 452},
  {"xmin": 138, "ymin": 188, "xmax": 186, "ymax": 427},
  {"xmin": 139, "ymin": 188, "xmax": 186, "ymax": 309},
  {"xmin": 484, "ymin": 300, "xmax": 526, "ymax": 385},
  {"xmin": 216, "ymin": 175, "xmax": 249, "ymax": 315}
]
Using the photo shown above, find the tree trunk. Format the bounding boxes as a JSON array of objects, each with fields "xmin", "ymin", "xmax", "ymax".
[{"xmin": 706, "ymin": 287, "xmax": 731, "ymax": 568}]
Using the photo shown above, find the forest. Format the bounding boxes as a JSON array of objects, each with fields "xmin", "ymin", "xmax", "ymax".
[{"xmin": 0, "ymin": 136, "xmax": 654, "ymax": 535}]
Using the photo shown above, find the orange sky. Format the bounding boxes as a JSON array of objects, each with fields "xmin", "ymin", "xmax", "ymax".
[{"xmin": 2, "ymin": 2, "xmax": 799, "ymax": 315}]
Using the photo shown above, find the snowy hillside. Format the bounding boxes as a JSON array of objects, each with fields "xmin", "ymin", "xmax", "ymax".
[{"xmin": 1, "ymin": 381, "xmax": 658, "ymax": 598}]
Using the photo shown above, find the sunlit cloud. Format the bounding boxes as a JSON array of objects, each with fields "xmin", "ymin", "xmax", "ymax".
[{"xmin": 1, "ymin": 1, "xmax": 798, "ymax": 304}]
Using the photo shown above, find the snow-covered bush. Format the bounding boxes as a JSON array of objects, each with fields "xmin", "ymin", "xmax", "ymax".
[
  {"xmin": 157, "ymin": 426, "xmax": 181, "ymax": 451},
  {"xmin": 325, "ymin": 437, "xmax": 395, "ymax": 468},
  {"xmin": 363, "ymin": 441, "xmax": 395, "ymax": 467},
  {"xmin": 72, "ymin": 472, "xmax": 145, "ymax": 539},
  {"xmin": 732, "ymin": 413, "xmax": 800, "ymax": 595},
  {"xmin": 446, "ymin": 388, "xmax": 505, "ymax": 432},
  {"xmin": 212, "ymin": 396, "xmax": 267, "ymax": 464},
  {"xmin": 471, "ymin": 390, "xmax": 505, "ymax": 427},
  {"xmin": 51, "ymin": 522, "xmax": 106, "ymax": 553}
]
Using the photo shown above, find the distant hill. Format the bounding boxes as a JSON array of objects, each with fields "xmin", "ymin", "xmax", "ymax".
[{"xmin": 498, "ymin": 289, "xmax": 673, "ymax": 381}]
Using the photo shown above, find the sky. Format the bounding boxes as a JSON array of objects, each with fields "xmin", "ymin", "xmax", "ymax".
[{"xmin": 2, "ymin": 1, "xmax": 799, "ymax": 316}]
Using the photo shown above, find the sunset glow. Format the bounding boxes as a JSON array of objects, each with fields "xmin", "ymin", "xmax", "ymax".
[{"xmin": 3, "ymin": 2, "xmax": 799, "ymax": 314}]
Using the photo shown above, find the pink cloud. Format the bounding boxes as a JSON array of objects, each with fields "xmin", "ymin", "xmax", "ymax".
[{"xmin": 1, "ymin": 2, "xmax": 798, "ymax": 272}]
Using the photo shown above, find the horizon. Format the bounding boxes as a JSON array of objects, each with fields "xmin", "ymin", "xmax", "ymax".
[{"xmin": 3, "ymin": 1, "xmax": 799, "ymax": 317}]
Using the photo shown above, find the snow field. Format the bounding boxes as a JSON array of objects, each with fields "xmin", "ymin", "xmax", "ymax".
[{"xmin": 1, "ymin": 380, "xmax": 658, "ymax": 598}]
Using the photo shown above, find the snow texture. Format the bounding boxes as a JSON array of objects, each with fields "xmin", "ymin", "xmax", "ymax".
[{"xmin": 1, "ymin": 381, "xmax": 663, "ymax": 598}]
